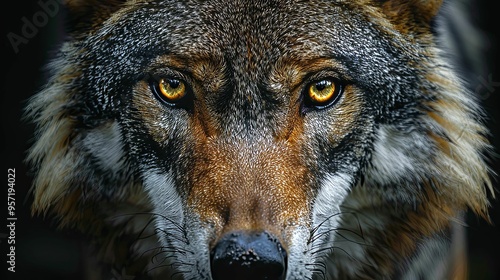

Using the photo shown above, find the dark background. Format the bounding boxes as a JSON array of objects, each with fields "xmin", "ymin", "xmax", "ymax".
[{"xmin": 1, "ymin": 1, "xmax": 499, "ymax": 279}]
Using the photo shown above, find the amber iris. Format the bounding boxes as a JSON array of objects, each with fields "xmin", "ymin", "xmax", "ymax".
[
  {"xmin": 158, "ymin": 78, "xmax": 186, "ymax": 102},
  {"xmin": 307, "ymin": 79, "xmax": 337, "ymax": 106}
]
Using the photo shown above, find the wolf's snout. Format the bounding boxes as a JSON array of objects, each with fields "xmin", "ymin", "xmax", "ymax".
[{"xmin": 210, "ymin": 231, "xmax": 287, "ymax": 280}]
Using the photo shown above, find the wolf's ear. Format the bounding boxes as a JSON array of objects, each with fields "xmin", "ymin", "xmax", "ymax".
[
  {"xmin": 375, "ymin": 0, "xmax": 444, "ymax": 31},
  {"xmin": 63, "ymin": 0, "xmax": 128, "ymax": 36}
]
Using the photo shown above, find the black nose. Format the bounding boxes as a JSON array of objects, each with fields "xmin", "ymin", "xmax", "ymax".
[{"xmin": 210, "ymin": 231, "xmax": 287, "ymax": 280}]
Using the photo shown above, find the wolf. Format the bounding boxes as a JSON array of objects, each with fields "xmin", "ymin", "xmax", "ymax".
[{"xmin": 26, "ymin": 0, "xmax": 493, "ymax": 279}]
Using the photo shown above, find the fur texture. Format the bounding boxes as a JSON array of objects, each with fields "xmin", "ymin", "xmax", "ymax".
[{"xmin": 27, "ymin": 0, "xmax": 493, "ymax": 279}]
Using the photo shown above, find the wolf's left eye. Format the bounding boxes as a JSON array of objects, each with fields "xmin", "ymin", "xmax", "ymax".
[
  {"xmin": 157, "ymin": 78, "xmax": 186, "ymax": 102},
  {"xmin": 149, "ymin": 77, "xmax": 193, "ymax": 110},
  {"xmin": 303, "ymin": 78, "xmax": 342, "ymax": 109}
]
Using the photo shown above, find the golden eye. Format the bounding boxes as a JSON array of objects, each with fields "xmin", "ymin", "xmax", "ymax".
[
  {"xmin": 158, "ymin": 78, "xmax": 186, "ymax": 102},
  {"xmin": 308, "ymin": 80, "xmax": 335, "ymax": 104},
  {"xmin": 305, "ymin": 78, "xmax": 341, "ymax": 109}
]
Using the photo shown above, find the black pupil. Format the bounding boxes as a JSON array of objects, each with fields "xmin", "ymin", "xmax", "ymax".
[
  {"xmin": 315, "ymin": 81, "xmax": 328, "ymax": 91},
  {"xmin": 169, "ymin": 79, "xmax": 180, "ymax": 88}
]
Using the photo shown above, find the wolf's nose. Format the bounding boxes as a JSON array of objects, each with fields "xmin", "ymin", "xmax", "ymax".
[{"xmin": 210, "ymin": 231, "xmax": 287, "ymax": 280}]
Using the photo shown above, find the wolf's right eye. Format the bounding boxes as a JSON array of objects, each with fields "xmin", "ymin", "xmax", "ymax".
[
  {"xmin": 157, "ymin": 78, "xmax": 186, "ymax": 102},
  {"xmin": 303, "ymin": 78, "xmax": 343, "ymax": 110},
  {"xmin": 149, "ymin": 77, "xmax": 193, "ymax": 110}
]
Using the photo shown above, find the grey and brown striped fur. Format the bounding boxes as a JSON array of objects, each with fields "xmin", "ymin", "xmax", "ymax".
[{"xmin": 27, "ymin": 0, "xmax": 493, "ymax": 279}]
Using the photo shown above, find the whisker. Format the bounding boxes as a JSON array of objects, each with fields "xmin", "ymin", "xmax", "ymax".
[
  {"xmin": 308, "ymin": 211, "xmax": 363, "ymax": 244},
  {"xmin": 146, "ymin": 262, "xmax": 194, "ymax": 275},
  {"xmin": 310, "ymin": 245, "xmax": 336, "ymax": 256},
  {"xmin": 151, "ymin": 213, "xmax": 189, "ymax": 238},
  {"xmin": 108, "ymin": 212, "xmax": 189, "ymax": 244},
  {"xmin": 312, "ymin": 244, "xmax": 377, "ymax": 274},
  {"xmin": 334, "ymin": 230, "xmax": 373, "ymax": 248},
  {"xmin": 310, "ymin": 245, "xmax": 353, "ymax": 260},
  {"xmin": 152, "ymin": 253, "xmax": 176, "ymax": 265},
  {"xmin": 150, "ymin": 248, "xmax": 184, "ymax": 263},
  {"xmin": 304, "ymin": 275, "xmax": 313, "ymax": 280},
  {"xmin": 308, "ymin": 212, "xmax": 343, "ymax": 244},
  {"xmin": 306, "ymin": 261, "xmax": 327, "ymax": 280},
  {"xmin": 112, "ymin": 212, "xmax": 188, "ymax": 234},
  {"xmin": 168, "ymin": 267, "xmax": 195, "ymax": 280},
  {"xmin": 310, "ymin": 226, "xmax": 360, "ymax": 245},
  {"xmin": 135, "ymin": 216, "xmax": 156, "ymax": 240},
  {"xmin": 309, "ymin": 228, "xmax": 370, "ymax": 252},
  {"xmin": 155, "ymin": 227, "xmax": 190, "ymax": 245}
]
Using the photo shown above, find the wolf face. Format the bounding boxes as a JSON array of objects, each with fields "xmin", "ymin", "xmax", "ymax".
[{"xmin": 28, "ymin": 0, "xmax": 492, "ymax": 279}]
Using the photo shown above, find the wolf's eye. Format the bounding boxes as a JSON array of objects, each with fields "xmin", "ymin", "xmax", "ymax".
[
  {"xmin": 150, "ymin": 77, "xmax": 193, "ymax": 110},
  {"xmin": 304, "ymin": 78, "xmax": 342, "ymax": 109},
  {"xmin": 157, "ymin": 78, "xmax": 186, "ymax": 102}
]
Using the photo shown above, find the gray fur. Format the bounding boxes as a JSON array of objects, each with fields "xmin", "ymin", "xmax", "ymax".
[{"xmin": 27, "ymin": 0, "xmax": 492, "ymax": 279}]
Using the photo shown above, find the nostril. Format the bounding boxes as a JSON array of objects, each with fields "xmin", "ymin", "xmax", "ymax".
[{"xmin": 210, "ymin": 231, "xmax": 287, "ymax": 280}]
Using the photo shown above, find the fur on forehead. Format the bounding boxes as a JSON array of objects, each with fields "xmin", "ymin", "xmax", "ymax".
[
  {"xmin": 375, "ymin": 0, "xmax": 444, "ymax": 24},
  {"xmin": 63, "ymin": 0, "xmax": 444, "ymax": 33}
]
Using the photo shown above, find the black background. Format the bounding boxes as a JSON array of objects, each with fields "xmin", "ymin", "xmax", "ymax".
[{"xmin": 2, "ymin": 1, "xmax": 499, "ymax": 279}]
